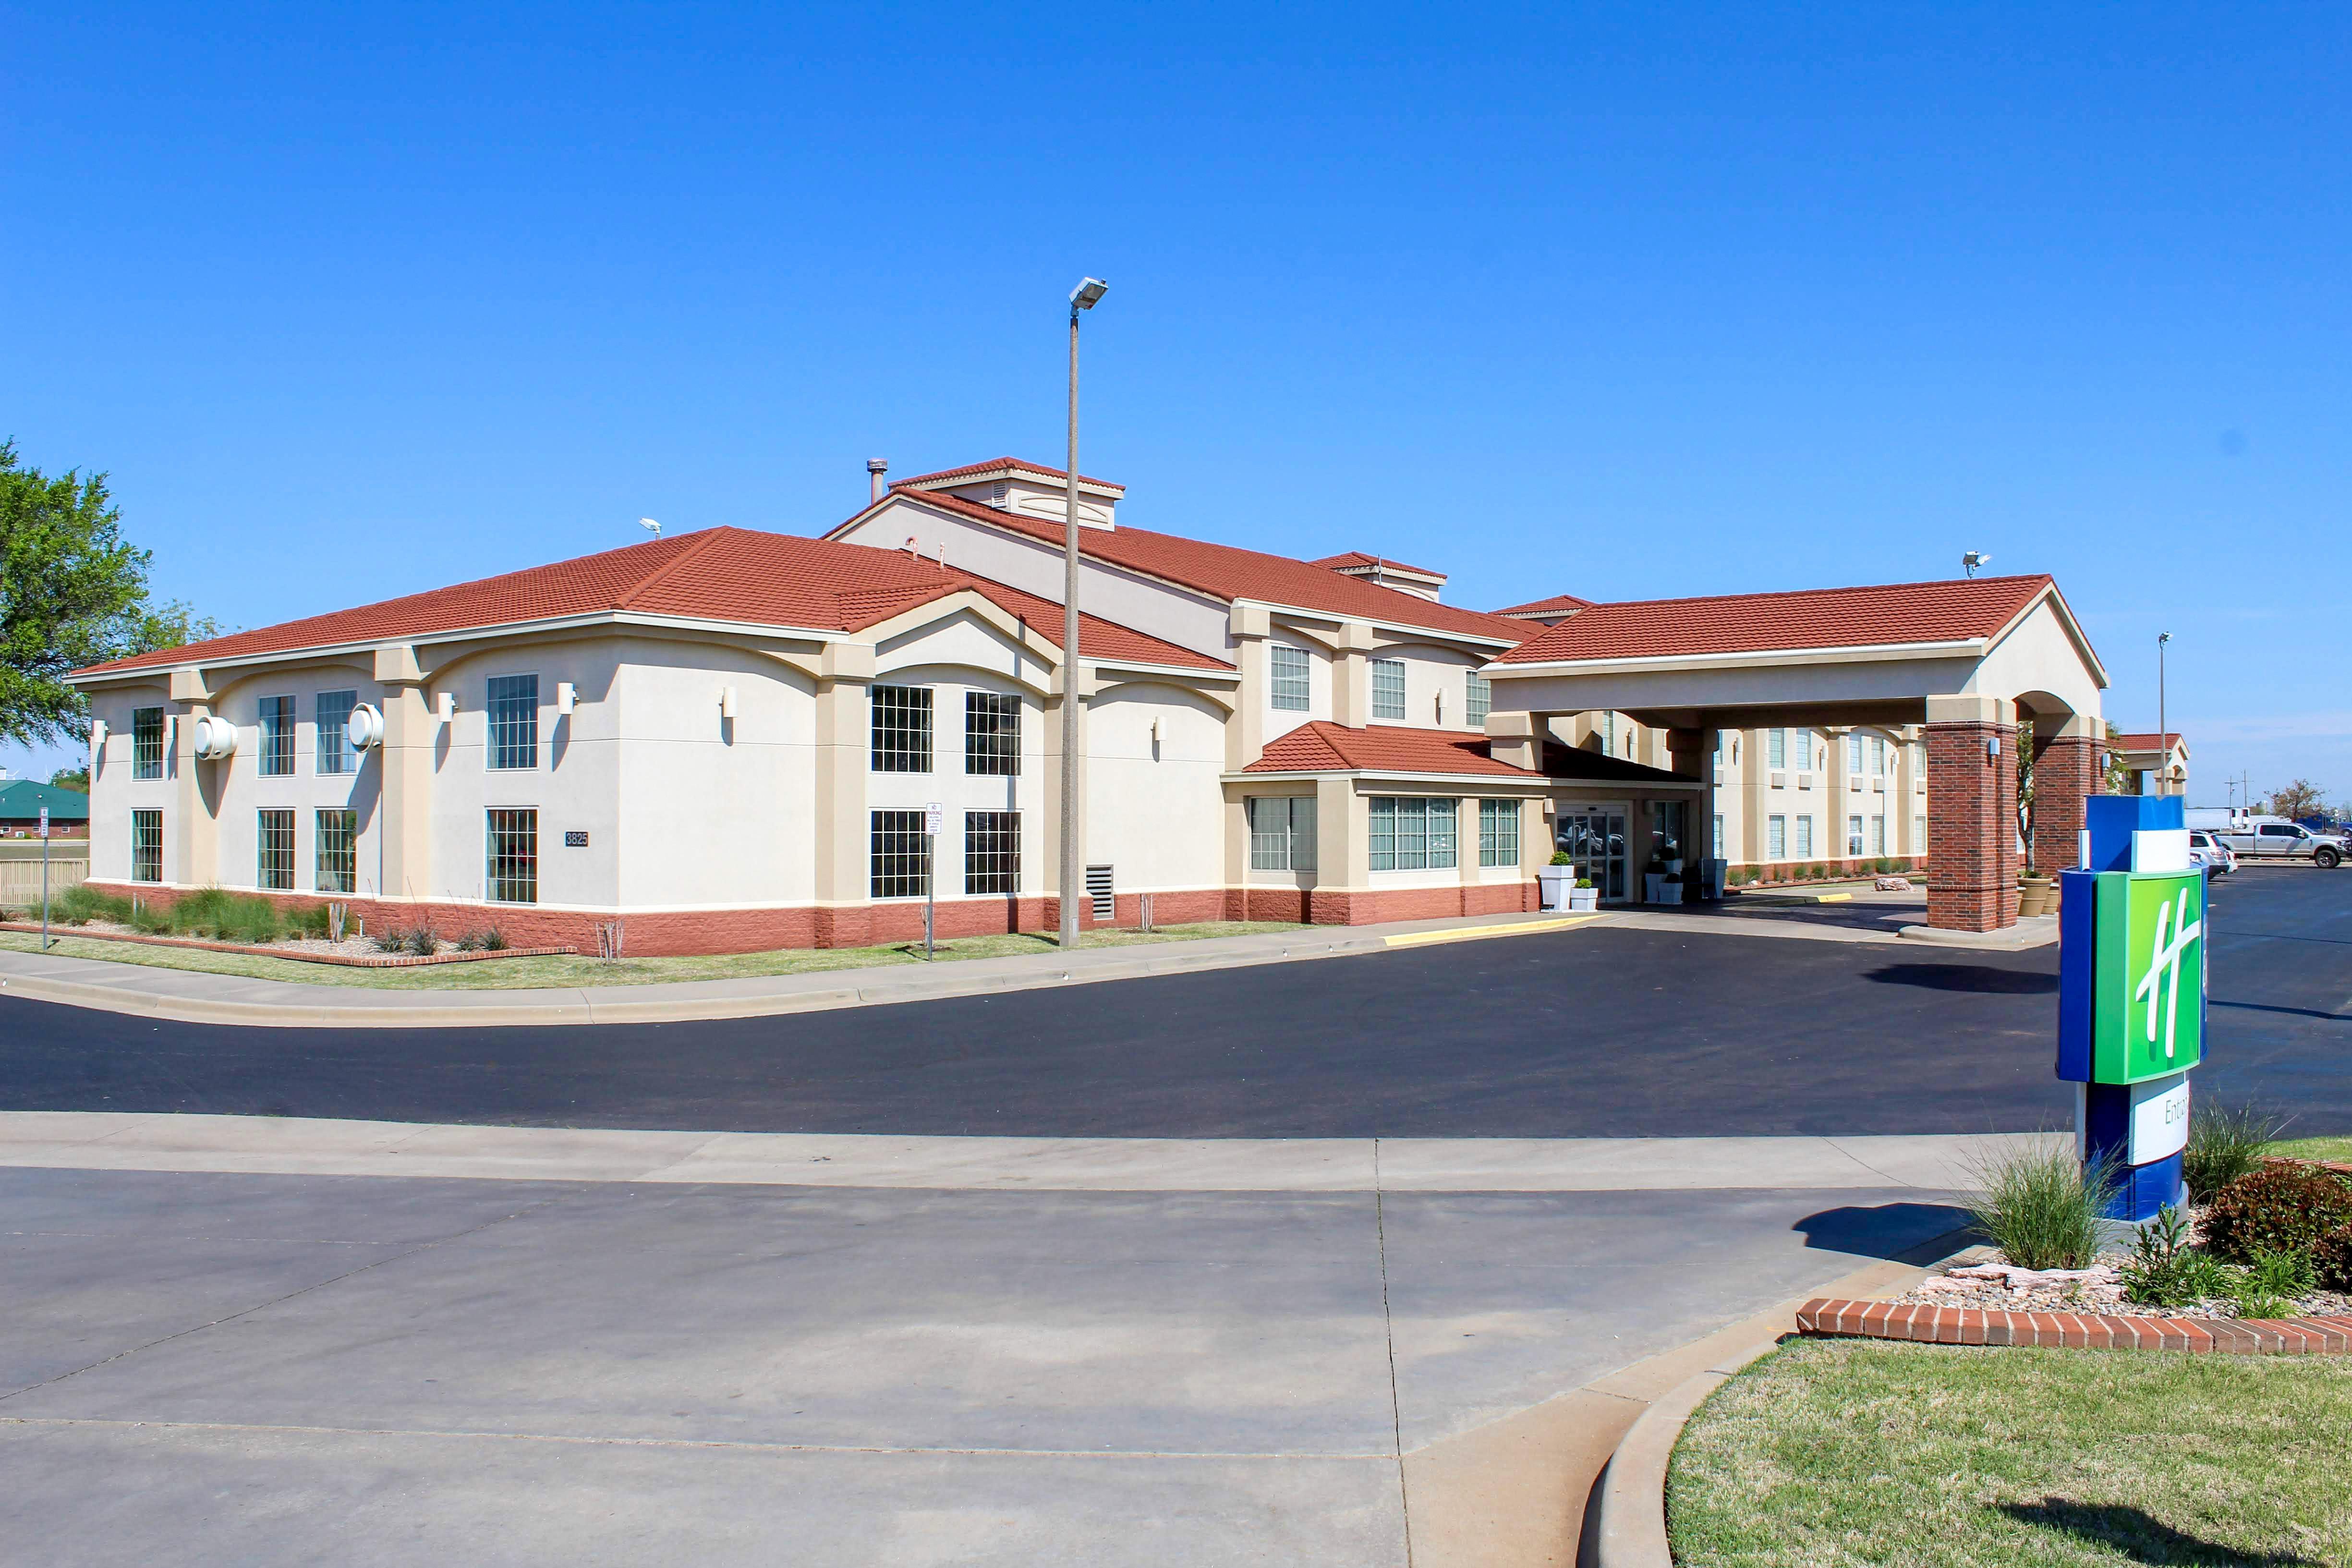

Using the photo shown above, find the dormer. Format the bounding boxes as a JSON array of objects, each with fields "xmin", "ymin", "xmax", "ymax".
[
  {"xmin": 894, "ymin": 457, "xmax": 1124, "ymax": 530},
  {"xmin": 1309, "ymin": 552, "xmax": 1447, "ymax": 602},
  {"xmin": 1492, "ymin": 592, "xmax": 1595, "ymax": 628}
]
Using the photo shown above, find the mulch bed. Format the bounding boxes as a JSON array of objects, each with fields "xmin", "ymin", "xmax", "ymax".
[
  {"xmin": 0, "ymin": 922, "xmax": 574, "ymax": 968},
  {"xmin": 1797, "ymin": 1298, "xmax": 2352, "ymax": 1354}
]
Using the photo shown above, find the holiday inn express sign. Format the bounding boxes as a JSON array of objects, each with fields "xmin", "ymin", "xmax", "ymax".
[
  {"xmin": 2059, "ymin": 798, "xmax": 2208, "ymax": 1221},
  {"xmin": 2088, "ymin": 870, "xmax": 2206, "ymax": 1083}
]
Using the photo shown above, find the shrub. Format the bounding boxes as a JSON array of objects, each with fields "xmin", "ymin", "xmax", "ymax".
[
  {"xmin": 480, "ymin": 926, "xmax": 508, "ymax": 951},
  {"xmin": 373, "ymin": 928, "xmax": 411, "ymax": 954},
  {"xmin": 2119, "ymin": 1205, "xmax": 2235, "ymax": 1308},
  {"xmin": 2243, "ymin": 1246, "xmax": 2317, "ymax": 1301},
  {"xmin": 56, "ymin": 885, "xmax": 132, "ymax": 926},
  {"xmin": 2201, "ymin": 1165, "xmax": 2352, "ymax": 1262},
  {"xmin": 2313, "ymin": 1226, "xmax": 2352, "ymax": 1291},
  {"xmin": 1966, "ymin": 1140, "xmax": 2116, "ymax": 1270},
  {"xmin": 2184, "ymin": 1103, "xmax": 2287, "ymax": 1199},
  {"xmin": 286, "ymin": 902, "xmax": 331, "ymax": 938},
  {"xmin": 1549, "ymin": 850, "xmax": 1572, "ymax": 866},
  {"xmin": 407, "ymin": 926, "xmax": 439, "ymax": 957}
]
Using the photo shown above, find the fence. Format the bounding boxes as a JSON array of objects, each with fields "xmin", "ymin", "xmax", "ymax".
[{"xmin": 0, "ymin": 855, "xmax": 91, "ymax": 910}]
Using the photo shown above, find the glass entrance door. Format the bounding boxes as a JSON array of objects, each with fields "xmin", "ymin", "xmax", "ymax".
[{"xmin": 1556, "ymin": 806, "xmax": 1630, "ymax": 901}]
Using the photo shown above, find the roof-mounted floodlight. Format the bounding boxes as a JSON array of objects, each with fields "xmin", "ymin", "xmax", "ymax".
[
  {"xmin": 1069, "ymin": 277, "xmax": 1109, "ymax": 310},
  {"xmin": 1962, "ymin": 550, "xmax": 1991, "ymax": 578},
  {"xmin": 640, "ymin": 517, "xmax": 662, "ymax": 539}
]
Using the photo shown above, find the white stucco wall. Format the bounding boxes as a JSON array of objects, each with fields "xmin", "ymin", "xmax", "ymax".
[
  {"xmin": 1086, "ymin": 683, "xmax": 1228, "ymax": 894},
  {"xmin": 84, "ymin": 682, "xmax": 172, "ymax": 884}
]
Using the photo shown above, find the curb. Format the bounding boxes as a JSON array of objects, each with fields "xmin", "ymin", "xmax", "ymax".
[
  {"xmin": 1585, "ymin": 1228, "xmax": 1976, "ymax": 1568},
  {"xmin": 1795, "ymin": 1298, "xmax": 2352, "ymax": 1354}
]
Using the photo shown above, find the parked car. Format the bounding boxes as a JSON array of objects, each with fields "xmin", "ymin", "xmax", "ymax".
[
  {"xmin": 2222, "ymin": 817, "xmax": 2346, "ymax": 869},
  {"xmin": 2187, "ymin": 830, "xmax": 2236, "ymax": 877}
]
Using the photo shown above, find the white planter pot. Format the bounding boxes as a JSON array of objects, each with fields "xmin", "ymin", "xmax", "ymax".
[
  {"xmin": 1567, "ymin": 887, "xmax": 1599, "ymax": 912},
  {"xmin": 1538, "ymin": 865, "xmax": 1574, "ymax": 912}
]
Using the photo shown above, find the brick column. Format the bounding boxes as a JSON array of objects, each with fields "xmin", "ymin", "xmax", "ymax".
[
  {"xmin": 2029, "ymin": 714, "xmax": 2102, "ymax": 875},
  {"xmin": 1925, "ymin": 694, "xmax": 2018, "ymax": 932}
]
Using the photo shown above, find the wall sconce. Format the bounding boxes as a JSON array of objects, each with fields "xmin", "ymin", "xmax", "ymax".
[
  {"xmin": 90, "ymin": 718, "xmax": 107, "ymax": 748},
  {"xmin": 436, "ymin": 692, "xmax": 455, "ymax": 722},
  {"xmin": 719, "ymin": 685, "xmax": 738, "ymax": 720},
  {"xmin": 1986, "ymin": 736, "xmax": 2001, "ymax": 761},
  {"xmin": 557, "ymin": 682, "xmax": 577, "ymax": 716}
]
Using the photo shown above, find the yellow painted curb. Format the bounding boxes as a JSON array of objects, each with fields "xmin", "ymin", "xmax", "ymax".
[
  {"xmin": 1815, "ymin": 893, "xmax": 1853, "ymax": 903},
  {"xmin": 1382, "ymin": 914, "xmax": 1600, "ymax": 949}
]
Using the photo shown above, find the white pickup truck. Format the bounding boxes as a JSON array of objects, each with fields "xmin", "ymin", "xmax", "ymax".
[{"xmin": 2184, "ymin": 811, "xmax": 2346, "ymax": 869}]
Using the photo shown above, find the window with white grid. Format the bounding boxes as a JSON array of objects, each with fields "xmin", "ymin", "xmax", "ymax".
[
  {"xmin": 1370, "ymin": 659, "xmax": 1406, "ymax": 721},
  {"xmin": 963, "ymin": 811, "xmax": 1020, "ymax": 894},
  {"xmin": 1795, "ymin": 815, "xmax": 1815, "ymax": 857},
  {"xmin": 132, "ymin": 809, "xmax": 163, "ymax": 882},
  {"xmin": 1478, "ymin": 799, "xmax": 1519, "ymax": 867},
  {"xmin": 486, "ymin": 808, "xmax": 538, "ymax": 903},
  {"xmin": 315, "ymin": 809, "xmax": 358, "ymax": 894},
  {"xmin": 870, "ymin": 686, "xmax": 933, "ymax": 773},
  {"xmin": 1369, "ymin": 797, "xmax": 1456, "ymax": 871},
  {"xmin": 1847, "ymin": 815, "xmax": 1865, "ymax": 857},
  {"xmin": 1248, "ymin": 796, "xmax": 1317, "ymax": 872},
  {"xmin": 1767, "ymin": 814, "xmax": 1786, "ymax": 859},
  {"xmin": 1767, "ymin": 727, "xmax": 1786, "ymax": 769},
  {"xmin": 486, "ymin": 675, "xmax": 539, "ymax": 770},
  {"xmin": 964, "ymin": 692, "xmax": 1020, "ymax": 776},
  {"xmin": 258, "ymin": 695, "xmax": 296, "ymax": 776},
  {"xmin": 315, "ymin": 690, "xmax": 358, "ymax": 775},
  {"xmin": 133, "ymin": 707, "xmax": 166, "ymax": 779},
  {"xmin": 1465, "ymin": 673, "xmax": 1491, "ymax": 728},
  {"xmin": 1847, "ymin": 734, "xmax": 1864, "ymax": 775},
  {"xmin": 869, "ymin": 810, "xmax": 929, "ymax": 897},
  {"xmin": 1270, "ymin": 644, "xmax": 1310, "ymax": 712},
  {"xmin": 257, "ymin": 809, "xmax": 295, "ymax": 890},
  {"xmin": 1871, "ymin": 814, "xmax": 1886, "ymax": 855},
  {"xmin": 1871, "ymin": 736, "xmax": 1887, "ymax": 775},
  {"xmin": 1915, "ymin": 814, "xmax": 1926, "ymax": 851}
]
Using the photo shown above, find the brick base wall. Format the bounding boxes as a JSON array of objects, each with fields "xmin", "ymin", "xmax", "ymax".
[
  {"xmin": 1925, "ymin": 720, "xmax": 2019, "ymax": 932},
  {"xmin": 1306, "ymin": 881, "xmax": 1539, "ymax": 926},
  {"xmin": 2030, "ymin": 732, "xmax": 2102, "ymax": 874}
]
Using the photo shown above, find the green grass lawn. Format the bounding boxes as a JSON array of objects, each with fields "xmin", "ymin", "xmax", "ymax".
[
  {"xmin": 0, "ymin": 921, "xmax": 1309, "ymax": 991},
  {"xmin": 1669, "ymin": 1337, "xmax": 2352, "ymax": 1568},
  {"xmin": 2269, "ymin": 1135, "xmax": 2352, "ymax": 1164}
]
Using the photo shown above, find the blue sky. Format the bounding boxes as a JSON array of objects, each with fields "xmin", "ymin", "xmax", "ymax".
[{"xmin": 6, "ymin": 3, "xmax": 2346, "ymax": 804}]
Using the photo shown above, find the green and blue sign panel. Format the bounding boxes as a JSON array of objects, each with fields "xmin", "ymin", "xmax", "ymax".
[{"xmin": 2057, "ymin": 796, "xmax": 2203, "ymax": 1220}]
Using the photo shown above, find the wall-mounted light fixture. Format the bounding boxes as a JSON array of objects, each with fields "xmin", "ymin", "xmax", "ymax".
[
  {"xmin": 719, "ymin": 685, "xmax": 738, "ymax": 720},
  {"xmin": 557, "ymin": 682, "xmax": 577, "ymax": 716},
  {"xmin": 436, "ymin": 692, "xmax": 455, "ymax": 722}
]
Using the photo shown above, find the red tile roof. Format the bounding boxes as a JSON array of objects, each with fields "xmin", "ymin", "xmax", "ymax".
[
  {"xmin": 2114, "ymin": 732, "xmax": 2185, "ymax": 753},
  {"xmin": 1244, "ymin": 721, "xmax": 1542, "ymax": 777},
  {"xmin": 1309, "ymin": 550, "xmax": 1446, "ymax": 580},
  {"xmin": 896, "ymin": 456, "xmax": 1125, "ymax": 494},
  {"xmin": 71, "ymin": 527, "xmax": 1228, "ymax": 678},
  {"xmin": 868, "ymin": 486, "xmax": 1529, "ymax": 645},
  {"xmin": 1493, "ymin": 592, "xmax": 1597, "ymax": 617},
  {"xmin": 1491, "ymin": 574, "xmax": 2059, "ymax": 664}
]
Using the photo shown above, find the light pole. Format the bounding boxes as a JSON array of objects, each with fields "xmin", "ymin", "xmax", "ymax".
[
  {"xmin": 2157, "ymin": 632, "xmax": 2171, "ymax": 796},
  {"xmin": 1061, "ymin": 276, "xmax": 1109, "ymax": 950}
]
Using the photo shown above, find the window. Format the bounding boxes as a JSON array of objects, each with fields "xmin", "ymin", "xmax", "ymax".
[
  {"xmin": 1371, "ymin": 658, "xmax": 1406, "ymax": 721},
  {"xmin": 1369, "ymin": 797, "xmax": 1456, "ymax": 871},
  {"xmin": 1768, "ymin": 815, "xmax": 1787, "ymax": 859},
  {"xmin": 1914, "ymin": 814, "xmax": 1926, "ymax": 852},
  {"xmin": 1478, "ymin": 799, "xmax": 1519, "ymax": 867},
  {"xmin": 315, "ymin": 809, "xmax": 358, "ymax": 894},
  {"xmin": 1601, "ymin": 713, "xmax": 1616, "ymax": 753},
  {"xmin": 131, "ymin": 809, "xmax": 163, "ymax": 882},
  {"xmin": 315, "ymin": 690, "xmax": 358, "ymax": 775},
  {"xmin": 1270, "ymin": 644, "xmax": 1311, "ymax": 712},
  {"xmin": 1713, "ymin": 813, "xmax": 1725, "ymax": 852},
  {"xmin": 133, "ymin": 706, "xmax": 166, "ymax": 779},
  {"xmin": 1249, "ymin": 796, "xmax": 1318, "ymax": 871},
  {"xmin": 485, "ymin": 808, "xmax": 538, "ymax": 903},
  {"xmin": 964, "ymin": 811, "xmax": 1020, "ymax": 894},
  {"xmin": 1795, "ymin": 815, "xmax": 1815, "ymax": 857},
  {"xmin": 259, "ymin": 695, "xmax": 296, "ymax": 776},
  {"xmin": 964, "ymin": 692, "xmax": 1020, "ymax": 776},
  {"xmin": 1871, "ymin": 736, "xmax": 1887, "ymax": 776},
  {"xmin": 1847, "ymin": 815, "xmax": 1865, "ymax": 857},
  {"xmin": 1847, "ymin": 734, "xmax": 1864, "ymax": 775},
  {"xmin": 486, "ymin": 675, "xmax": 539, "ymax": 770},
  {"xmin": 869, "ymin": 810, "xmax": 928, "ymax": 897},
  {"xmin": 1767, "ymin": 728, "xmax": 1786, "ymax": 769},
  {"xmin": 870, "ymin": 685, "xmax": 932, "ymax": 772},
  {"xmin": 1465, "ymin": 673, "xmax": 1491, "ymax": 728},
  {"xmin": 1792, "ymin": 729, "xmax": 1812, "ymax": 771},
  {"xmin": 256, "ymin": 809, "xmax": 295, "ymax": 890},
  {"xmin": 1871, "ymin": 814, "xmax": 1886, "ymax": 856}
]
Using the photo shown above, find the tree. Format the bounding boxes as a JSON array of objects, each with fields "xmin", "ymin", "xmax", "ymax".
[
  {"xmin": 0, "ymin": 439, "xmax": 217, "ymax": 747},
  {"xmin": 2102, "ymin": 721, "xmax": 2133, "ymax": 795},
  {"xmin": 2268, "ymin": 778, "xmax": 2327, "ymax": 822},
  {"xmin": 48, "ymin": 766, "xmax": 88, "ymax": 793}
]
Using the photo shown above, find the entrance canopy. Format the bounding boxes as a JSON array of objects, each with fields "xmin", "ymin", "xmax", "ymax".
[{"xmin": 1479, "ymin": 574, "xmax": 2105, "ymax": 734}]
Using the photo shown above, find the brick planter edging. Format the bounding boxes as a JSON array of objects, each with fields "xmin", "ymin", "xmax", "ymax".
[
  {"xmin": 1796, "ymin": 1298, "xmax": 2352, "ymax": 1354},
  {"xmin": 0, "ymin": 923, "xmax": 576, "ymax": 968}
]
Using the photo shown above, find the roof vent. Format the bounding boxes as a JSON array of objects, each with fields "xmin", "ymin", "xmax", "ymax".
[{"xmin": 867, "ymin": 459, "xmax": 889, "ymax": 503}]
